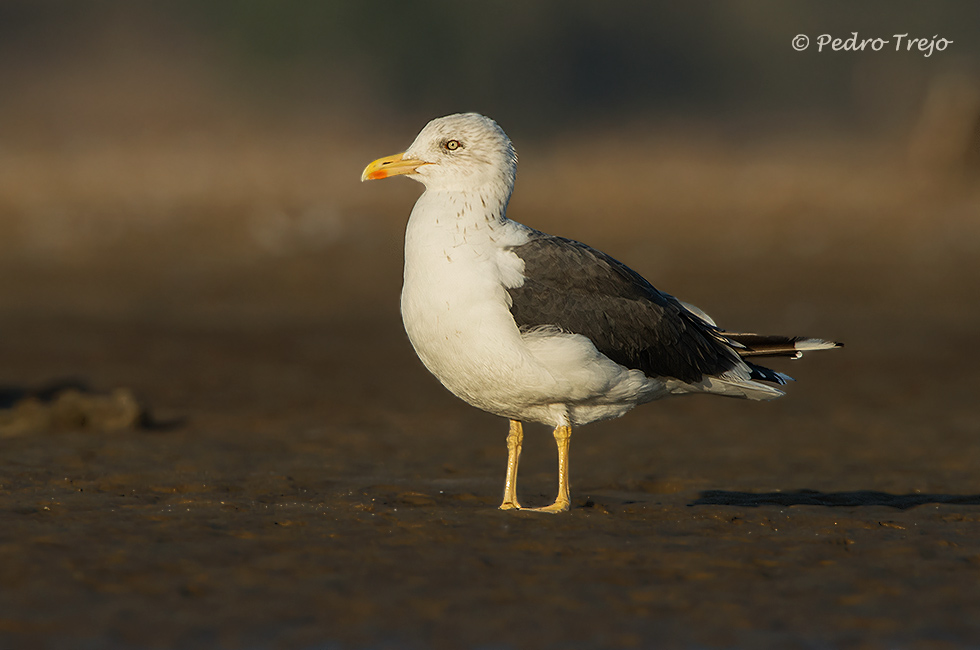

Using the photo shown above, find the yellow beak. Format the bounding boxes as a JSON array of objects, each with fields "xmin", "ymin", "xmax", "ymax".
[{"xmin": 360, "ymin": 152, "xmax": 427, "ymax": 182}]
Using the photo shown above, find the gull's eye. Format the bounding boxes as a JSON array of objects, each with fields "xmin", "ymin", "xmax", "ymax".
[{"xmin": 444, "ymin": 139, "xmax": 461, "ymax": 151}]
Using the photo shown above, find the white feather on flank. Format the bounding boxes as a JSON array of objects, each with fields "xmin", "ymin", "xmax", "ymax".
[{"xmin": 679, "ymin": 300, "xmax": 717, "ymax": 327}]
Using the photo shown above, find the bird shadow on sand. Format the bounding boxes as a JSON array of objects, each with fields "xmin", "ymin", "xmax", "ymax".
[{"xmin": 691, "ymin": 489, "xmax": 980, "ymax": 510}]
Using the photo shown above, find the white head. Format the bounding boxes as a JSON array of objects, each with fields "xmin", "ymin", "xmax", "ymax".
[{"xmin": 361, "ymin": 113, "xmax": 518, "ymax": 195}]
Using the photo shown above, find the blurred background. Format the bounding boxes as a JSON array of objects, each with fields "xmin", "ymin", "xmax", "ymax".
[
  {"xmin": 0, "ymin": 0, "xmax": 976, "ymax": 428},
  {"xmin": 1, "ymin": 0, "xmax": 977, "ymax": 329}
]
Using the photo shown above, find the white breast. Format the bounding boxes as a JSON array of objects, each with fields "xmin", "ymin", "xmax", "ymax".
[
  {"xmin": 399, "ymin": 190, "xmax": 667, "ymax": 426},
  {"xmin": 400, "ymin": 191, "xmax": 541, "ymax": 413}
]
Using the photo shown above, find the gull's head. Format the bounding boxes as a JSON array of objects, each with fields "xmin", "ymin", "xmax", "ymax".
[{"xmin": 361, "ymin": 113, "xmax": 517, "ymax": 193}]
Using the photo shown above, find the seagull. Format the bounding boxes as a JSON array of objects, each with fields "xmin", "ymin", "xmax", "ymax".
[{"xmin": 361, "ymin": 113, "xmax": 840, "ymax": 513}]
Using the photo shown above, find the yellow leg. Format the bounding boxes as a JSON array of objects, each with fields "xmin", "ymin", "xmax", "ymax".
[
  {"xmin": 524, "ymin": 424, "xmax": 572, "ymax": 514},
  {"xmin": 499, "ymin": 419, "xmax": 523, "ymax": 510}
]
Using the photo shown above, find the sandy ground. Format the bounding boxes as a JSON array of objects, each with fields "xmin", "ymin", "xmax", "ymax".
[{"xmin": 2, "ymin": 129, "xmax": 980, "ymax": 649}]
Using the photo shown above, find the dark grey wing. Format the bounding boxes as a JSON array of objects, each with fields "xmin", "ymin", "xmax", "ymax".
[{"xmin": 507, "ymin": 234, "xmax": 744, "ymax": 384}]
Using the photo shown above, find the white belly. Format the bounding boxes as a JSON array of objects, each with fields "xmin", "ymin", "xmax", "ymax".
[{"xmin": 399, "ymin": 193, "xmax": 667, "ymax": 426}]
